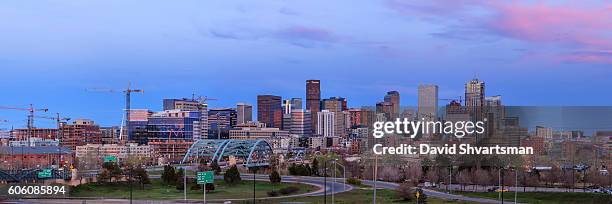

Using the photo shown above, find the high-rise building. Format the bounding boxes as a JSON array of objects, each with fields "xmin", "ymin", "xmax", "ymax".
[
  {"xmin": 162, "ymin": 98, "xmax": 207, "ymax": 140},
  {"xmin": 282, "ymin": 99, "xmax": 293, "ymax": 114},
  {"xmin": 257, "ymin": 95, "xmax": 282, "ymax": 128},
  {"xmin": 376, "ymin": 101, "xmax": 394, "ymax": 121},
  {"xmin": 418, "ymin": 85, "xmax": 438, "ymax": 120},
  {"xmin": 384, "ymin": 91, "xmax": 400, "ymax": 119},
  {"xmin": 306, "ymin": 80, "xmax": 321, "ymax": 134},
  {"xmin": 536, "ymin": 126, "xmax": 553, "ymax": 140},
  {"xmin": 290, "ymin": 109, "xmax": 312, "ymax": 137},
  {"xmin": 291, "ymin": 98, "xmax": 302, "ymax": 110},
  {"xmin": 208, "ymin": 108, "xmax": 237, "ymax": 139},
  {"xmin": 465, "ymin": 78, "xmax": 485, "ymax": 120},
  {"xmin": 321, "ymin": 97, "xmax": 348, "ymax": 137},
  {"xmin": 485, "ymin": 95, "xmax": 504, "ymax": 131},
  {"xmin": 317, "ymin": 110, "xmax": 335, "ymax": 137},
  {"xmin": 236, "ymin": 103, "xmax": 253, "ymax": 125}
]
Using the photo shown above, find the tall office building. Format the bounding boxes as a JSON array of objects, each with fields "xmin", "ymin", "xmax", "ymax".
[
  {"xmin": 236, "ymin": 103, "xmax": 253, "ymax": 124},
  {"xmin": 282, "ymin": 99, "xmax": 293, "ymax": 114},
  {"xmin": 257, "ymin": 95, "xmax": 282, "ymax": 128},
  {"xmin": 465, "ymin": 78, "xmax": 485, "ymax": 119},
  {"xmin": 317, "ymin": 110, "xmax": 335, "ymax": 138},
  {"xmin": 418, "ymin": 85, "xmax": 438, "ymax": 120},
  {"xmin": 291, "ymin": 98, "xmax": 302, "ymax": 110},
  {"xmin": 306, "ymin": 80, "xmax": 321, "ymax": 134},
  {"xmin": 282, "ymin": 99, "xmax": 292, "ymax": 131},
  {"xmin": 163, "ymin": 98, "xmax": 208, "ymax": 140},
  {"xmin": 208, "ymin": 108, "xmax": 237, "ymax": 139},
  {"xmin": 376, "ymin": 101, "xmax": 394, "ymax": 121},
  {"xmin": 384, "ymin": 91, "xmax": 400, "ymax": 119},
  {"xmin": 290, "ymin": 109, "xmax": 312, "ymax": 137},
  {"xmin": 321, "ymin": 97, "xmax": 348, "ymax": 137}
]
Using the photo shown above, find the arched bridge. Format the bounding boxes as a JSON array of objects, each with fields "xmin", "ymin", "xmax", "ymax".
[{"xmin": 182, "ymin": 139, "xmax": 273, "ymax": 167}]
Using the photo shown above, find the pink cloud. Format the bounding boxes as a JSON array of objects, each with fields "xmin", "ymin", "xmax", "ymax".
[{"xmin": 387, "ymin": 0, "xmax": 612, "ymax": 64}]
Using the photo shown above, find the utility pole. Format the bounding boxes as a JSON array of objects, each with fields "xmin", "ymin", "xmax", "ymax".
[
  {"xmin": 253, "ymin": 167, "xmax": 256, "ymax": 204},
  {"xmin": 324, "ymin": 161, "xmax": 327, "ymax": 204},
  {"xmin": 373, "ymin": 154, "xmax": 378, "ymax": 204}
]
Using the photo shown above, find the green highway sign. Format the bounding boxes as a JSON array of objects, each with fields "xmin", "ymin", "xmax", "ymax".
[
  {"xmin": 37, "ymin": 169, "xmax": 52, "ymax": 178},
  {"xmin": 103, "ymin": 156, "xmax": 117, "ymax": 163},
  {"xmin": 197, "ymin": 171, "xmax": 214, "ymax": 184}
]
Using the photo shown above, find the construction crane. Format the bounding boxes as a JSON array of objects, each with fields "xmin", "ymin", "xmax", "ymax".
[
  {"xmin": 0, "ymin": 104, "xmax": 48, "ymax": 142},
  {"xmin": 36, "ymin": 113, "xmax": 70, "ymax": 140},
  {"xmin": 87, "ymin": 82, "xmax": 143, "ymax": 142}
]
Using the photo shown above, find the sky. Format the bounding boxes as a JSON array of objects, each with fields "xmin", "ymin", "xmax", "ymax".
[{"xmin": 1, "ymin": 0, "xmax": 611, "ymax": 128}]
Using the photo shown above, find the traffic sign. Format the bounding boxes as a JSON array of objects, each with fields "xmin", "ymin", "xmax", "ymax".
[
  {"xmin": 103, "ymin": 156, "xmax": 117, "ymax": 163},
  {"xmin": 197, "ymin": 171, "xmax": 214, "ymax": 184},
  {"xmin": 37, "ymin": 169, "xmax": 52, "ymax": 178}
]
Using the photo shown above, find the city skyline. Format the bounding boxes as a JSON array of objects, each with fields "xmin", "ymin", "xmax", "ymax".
[{"xmin": 2, "ymin": 0, "xmax": 612, "ymax": 128}]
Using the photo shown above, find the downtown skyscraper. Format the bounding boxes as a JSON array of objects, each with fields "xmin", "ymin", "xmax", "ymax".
[
  {"xmin": 418, "ymin": 84, "xmax": 438, "ymax": 120},
  {"xmin": 465, "ymin": 78, "xmax": 485, "ymax": 120},
  {"xmin": 257, "ymin": 95, "xmax": 282, "ymax": 128},
  {"xmin": 236, "ymin": 103, "xmax": 252, "ymax": 125},
  {"xmin": 306, "ymin": 80, "xmax": 320, "ymax": 135},
  {"xmin": 384, "ymin": 91, "xmax": 400, "ymax": 119}
]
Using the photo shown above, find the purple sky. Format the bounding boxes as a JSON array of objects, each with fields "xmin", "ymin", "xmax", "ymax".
[{"xmin": 1, "ymin": 0, "xmax": 611, "ymax": 128}]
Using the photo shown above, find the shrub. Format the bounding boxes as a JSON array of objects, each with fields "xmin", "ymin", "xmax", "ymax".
[
  {"xmin": 224, "ymin": 165, "xmax": 241, "ymax": 185},
  {"xmin": 279, "ymin": 186, "xmax": 300, "ymax": 195},
  {"xmin": 205, "ymin": 183, "xmax": 215, "ymax": 192},
  {"xmin": 269, "ymin": 170, "xmax": 281, "ymax": 184},
  {"xmin": 396, "ymin": 182, "xmax": 415, "ymax": 201},
  {"xmin": 346, "ymin": 177, "xmax": 361, "ymax": 186},
  {"xmin": 267, "ymin": 190, "xmax": 279, "ymax": 197}
]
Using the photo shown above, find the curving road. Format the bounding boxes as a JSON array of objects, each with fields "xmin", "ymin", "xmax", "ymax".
[{"xmin": 10, "ymin": 174, "xmax": 351, "ymax": 204}]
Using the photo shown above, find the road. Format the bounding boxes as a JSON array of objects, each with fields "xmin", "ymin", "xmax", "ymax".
[
  {"xmin": 359, "ymin": 179, "xmax": 506, "ymax": 204},
  {"xmin": 8, "ymin": 174, "xmax": 352, "ymax": 204}
]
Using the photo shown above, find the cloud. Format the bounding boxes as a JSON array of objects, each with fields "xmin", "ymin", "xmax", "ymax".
[
  {"xmin": 386, "ymin": 0, "xmax": 612, "ymax": 64},
  {"xmin": 276, "ymin": 26, "xmax": 339, "ymax": 43},
  {"xmin": 558, "ymin": 51, "xmax": 612, "ymax": 64}
]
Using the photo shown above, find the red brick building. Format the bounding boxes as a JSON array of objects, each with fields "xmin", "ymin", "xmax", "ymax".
[
  {"xmin": 0, "ymin": 146, "xmax": 73, "ymax": 169},
  {"xmin": 12, "ymin": 128, "xmax": 58, "ymax": 140},
  {"xmin": 521, "ymin": 136, "xmax": 545, "ymax": 155},
  {"xmin": 59, "ymin": 119, "xmax": 102, "ymax": 150}
]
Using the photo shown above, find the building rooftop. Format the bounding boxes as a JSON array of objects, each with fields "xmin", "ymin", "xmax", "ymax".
[{"xmin": 0, "ymin": 146, "xmax": 72, "ymax": 155}]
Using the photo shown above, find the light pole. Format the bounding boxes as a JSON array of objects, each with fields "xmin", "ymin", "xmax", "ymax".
[
  {"xmin": 334, "ymin": 160, "xmax": 346, "ymax": 191},
  {"xmin": 373, "ymin": 154, "xmax": 378, "ymax": 204}
]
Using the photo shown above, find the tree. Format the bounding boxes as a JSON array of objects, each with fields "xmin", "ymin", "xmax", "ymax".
[
  {"xmin": 311, "ymin": 158, "xmax": 319, "ymax": 176},
  {"xmin": 224, "ymin": 165, "xmax": 241, "ymax": 185},
  {"xmin": 456, "ymin": 169, "xmax": 473, "ymax": 191},
  {"xmin": 131, "ymin": 166, "xmax": 151, "ymax": 189},
  {"xmin": 161, "ymin": 165, "xmax": 176, "ymax": 185},
  {"xmin": 101, "ymin": 162, "xmax": 123, "ymax": 183},
  {"xmin": 269, "ymin": 170, "xmax": 281, "ymax": 184},
  {"xmin": 473, "ymin": 168, "xmax": 492, "ymax": 191},
  {"xmin": 97, "ymin": 169, "xmax": 110, "ymax": 183},
  {"xmin": 211, "ymin": 160, "xmax": 221, "ymax": 175},
  {"xmin": 176, "ymin": 168, "xmax": 185, "ymax": 190}
]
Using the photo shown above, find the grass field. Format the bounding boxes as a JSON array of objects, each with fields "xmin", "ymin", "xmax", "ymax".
[
  {"xmin": 267, "ymin": 188, "xmax": 475, "ymax": 204},
  {"xmin": 457, "ymin": 191, "xmax": 611, "ymax": 204},
  {"xmin": 69, "ymin": 179, "xmax": 315, "ymax": 200}
]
